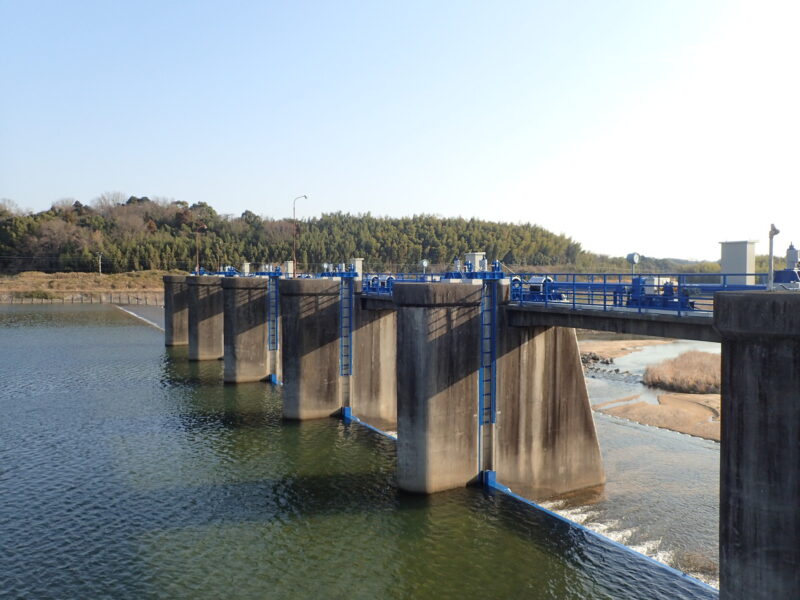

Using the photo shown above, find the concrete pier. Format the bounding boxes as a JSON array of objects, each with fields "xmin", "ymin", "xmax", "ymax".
[
  {"xmin": 279, "ymin": 278, "xmax": 341, "ymax": 419},
  {"xmin": 351, "ymin": 298, "xmax": 397, "ymax": 428},
  {"xmin": 715, "ymin": 291, "xmax": 800, "ymax": 599},
  {"xmin": 222, "ymin": 277, "xmax": 269, "ymax": 383},
  {"xmin": 394, "ymin": 282, "xmax": 482, "ymax": 494},
  {"xmin": 496, "ymin": 319, "xmax": 605, "ymax": 498},
  {"xmin": 187, "ymin": 276, "xmax": 224, "ymax": 361},
  {"xmin": 163, "ymin": 275, "xmax": 189, "ymax": 346}
]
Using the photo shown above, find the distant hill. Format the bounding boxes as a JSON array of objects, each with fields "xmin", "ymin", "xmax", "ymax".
[{"xmin": 0, "ymin": 194, "xmax": 762, "ymax": 274}]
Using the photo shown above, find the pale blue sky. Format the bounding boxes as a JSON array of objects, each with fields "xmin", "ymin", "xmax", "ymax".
[{"xmin": 2, "ymin": 1, "xmax": 798, "ymax": 261}]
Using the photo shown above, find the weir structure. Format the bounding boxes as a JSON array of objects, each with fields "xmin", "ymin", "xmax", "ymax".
[{"xmin": 165, "ymin": 265, "xmax": 800, "ymax": 599}]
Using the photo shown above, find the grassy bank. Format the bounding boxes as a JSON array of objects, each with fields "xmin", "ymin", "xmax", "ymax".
[{"xmin": 643, "ymin": 350, "xmax": 720, "ymax": 394}]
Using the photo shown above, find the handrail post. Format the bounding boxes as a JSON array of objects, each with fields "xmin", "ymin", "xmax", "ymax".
[{"xmin": 572, "ymin": 274, "xmax": 576, "ymax": 310}]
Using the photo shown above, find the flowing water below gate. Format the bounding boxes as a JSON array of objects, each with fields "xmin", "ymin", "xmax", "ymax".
[
  {"xmin": 0, "ymin": 305, "xmax": 718, "ymax": 599},
  {"xmin": 533, "ymin": 337, "xmax": 723, "ymax": 588}
]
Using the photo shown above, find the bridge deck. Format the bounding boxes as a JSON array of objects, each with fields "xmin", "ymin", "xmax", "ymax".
[{"xmin": 506, "ymin": 303, "xmax": 719, "ymax": 342}]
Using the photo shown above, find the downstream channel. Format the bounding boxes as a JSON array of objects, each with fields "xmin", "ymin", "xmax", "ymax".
[
  {"xmin": 547, "ymin": 337, "xmax": 722, "ymax": 588},
  {"xmin": 0, "ymin": 305, "xmax": 718, "ymax": 599}
]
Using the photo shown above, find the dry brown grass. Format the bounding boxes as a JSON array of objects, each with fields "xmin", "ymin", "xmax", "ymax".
[
  {"xmin": 0, "ymin": 270, "xmax": 181, "ymax": 292},
  {"xmin": 643, "ymin": 350, "xmax": 720, "ymax": 394}
]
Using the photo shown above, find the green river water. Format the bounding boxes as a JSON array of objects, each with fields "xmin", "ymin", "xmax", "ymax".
[{"xmin": 0, "ymin": 305, "xmax": 717, "ymax": 599}]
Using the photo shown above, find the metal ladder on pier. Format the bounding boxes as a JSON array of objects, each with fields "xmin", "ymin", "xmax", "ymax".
[
  {"xmin": 339, "ymin": 275, "xmax": 355, "ymax": 410},
  {"xmin": 339, "ymin": 276, "xmax": 355, "ymax": 377},
  {"xmin": 479, "ymin": 279, "xmax": 498, "ymax": 426},
  {"xmin": 267, "ymin": 275, "xmax": 280, "ymax": 351}
]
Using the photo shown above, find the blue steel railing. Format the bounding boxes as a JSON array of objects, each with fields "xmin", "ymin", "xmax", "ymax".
[
  {"xmin": 508, "ymin": 272, "xmax": 768, "ymax": 317},
  {"xmin": 360, "ymin": 271, "xmax": 769, "ymax": 316},
  {"xmin": 190, "ymin": 267, "xmax": 770, "ymax": 317}
]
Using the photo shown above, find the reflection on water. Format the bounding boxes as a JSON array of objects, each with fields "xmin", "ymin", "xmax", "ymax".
[{"xmin": 0, "ymin": 305, "xmax": 717, "ymax": 599}]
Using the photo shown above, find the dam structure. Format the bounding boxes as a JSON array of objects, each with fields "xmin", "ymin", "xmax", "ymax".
[{"xmin": 163, "ymin": 259, "xmax": 800, "ymax": 600}]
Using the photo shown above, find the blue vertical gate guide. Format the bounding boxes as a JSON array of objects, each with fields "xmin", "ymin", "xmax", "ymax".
[{"xmin": 339, "ymin": 275, "xmax": 355, "ymax": 377}]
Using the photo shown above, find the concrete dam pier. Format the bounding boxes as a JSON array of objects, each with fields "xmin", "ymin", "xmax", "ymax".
[
  {"xmin": 163, "ymin": 275, "xmax": 189, "ymax": 346},
  {"xmin": 392, "ymin": 281, "xmax": 603, "ymax": 495},
  {"xmin": 186, "ymin": 276, "xmax": 224, "ymax": 361}
]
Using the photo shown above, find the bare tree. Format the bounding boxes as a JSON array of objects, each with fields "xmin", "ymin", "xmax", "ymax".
[
  {"xmin": 0, "ymin": 198, "xmax": 24, "ymax": 217},
  {"xmin": 91, "ymin": 191, "xmax": 127, "ymax": 217}
]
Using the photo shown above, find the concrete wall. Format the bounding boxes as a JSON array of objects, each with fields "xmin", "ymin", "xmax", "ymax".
[
  {"xmin": 496, "ymin": 313, "xmax": 605, "ymax": 498},
  {"xmin": 187, "ymin": 276, "xmax": 224, "ymax": 361},
  {"xmin": 163, "ymin": 275, "xmax": 189, "ymax": 346},
  {"xmin": 279, "ymin": 278, "xmax": 341, "ymax": 419},
  {"xmin": 352, "ymin": 298, "xmax": 397, "ymax": 429},
  {"xmin": 222, "ymin": 277, "xmax": 269, "ymax": 383},
  {"xmin": 394, "ymin": 282, "xmax": 482, "ymax": 494},
  {"xmin": 715, "ymin": 291, "xmax": 800, "ymax": 599}
]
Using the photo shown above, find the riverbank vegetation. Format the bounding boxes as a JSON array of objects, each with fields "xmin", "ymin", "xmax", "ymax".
[
  {"xmin": 643, "ymin": 351, "xmax": 721, "ymax": 394},
  {"xmin": 0, "ymin": 270, "xmax": 172, "ymax": 293},
  {"xmin": 2, "ymin": 195, "xmax": 775, "ymax": 275}
]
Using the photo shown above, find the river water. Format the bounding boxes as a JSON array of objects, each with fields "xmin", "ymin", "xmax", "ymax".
[{"xmin": 0, "ymin": 305, "xmax": 718, "ymax": 599}]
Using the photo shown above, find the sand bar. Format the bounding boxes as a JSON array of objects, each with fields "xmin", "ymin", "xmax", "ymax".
[
  {"xmin": 596, "ymin": 392, "xmax": 720, "ymax": 442},
  {"xmin": 579, "ymin": 339, "xmax": 673, "ymax": 360}
]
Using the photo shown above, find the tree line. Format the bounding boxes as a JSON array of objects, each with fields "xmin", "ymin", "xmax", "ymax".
[{"xmin": 0, "ymin": 194, "xmax": 749, "ymax": 274}]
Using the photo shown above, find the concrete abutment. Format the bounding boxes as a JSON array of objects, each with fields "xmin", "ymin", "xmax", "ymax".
[{"xmin": 715, "ymin": 291, "xmax": 800, "ymax": 600}]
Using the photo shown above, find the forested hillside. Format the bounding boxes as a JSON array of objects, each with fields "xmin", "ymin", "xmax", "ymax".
[{"xmin": 0, "ymin": 194, "xmax": 731, "ymax": 274}]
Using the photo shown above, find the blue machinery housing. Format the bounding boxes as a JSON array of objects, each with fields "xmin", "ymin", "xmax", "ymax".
[{"xmin": 362, "ymin": 268, "xmax": 771, "ymax": 317}]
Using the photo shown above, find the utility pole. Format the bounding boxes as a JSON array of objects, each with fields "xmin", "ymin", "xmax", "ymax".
[
  {"xmin": 195, "ymin": 223, "xmax": 207, "ymax": 274},
  {"xmin": 97, "ymin": 252, "xmax": 102, "ymax": 274}
]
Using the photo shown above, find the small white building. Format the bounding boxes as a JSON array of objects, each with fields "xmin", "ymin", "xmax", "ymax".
[{"xmin": 720, "ymin": 241, "xmax": 756, "ymax": 285}]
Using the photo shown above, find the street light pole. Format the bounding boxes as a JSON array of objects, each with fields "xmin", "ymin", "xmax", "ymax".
[
  {"xmin": 195, "ymin": 223, "xmax": 207, "ymax": 274},
  {"xmin": 769, "ymin": 223, "xmax": 780, "ymax": 291},
  {"xmin": 292, "ymin": 195, "xmax": 307, "ymax": 274}
]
